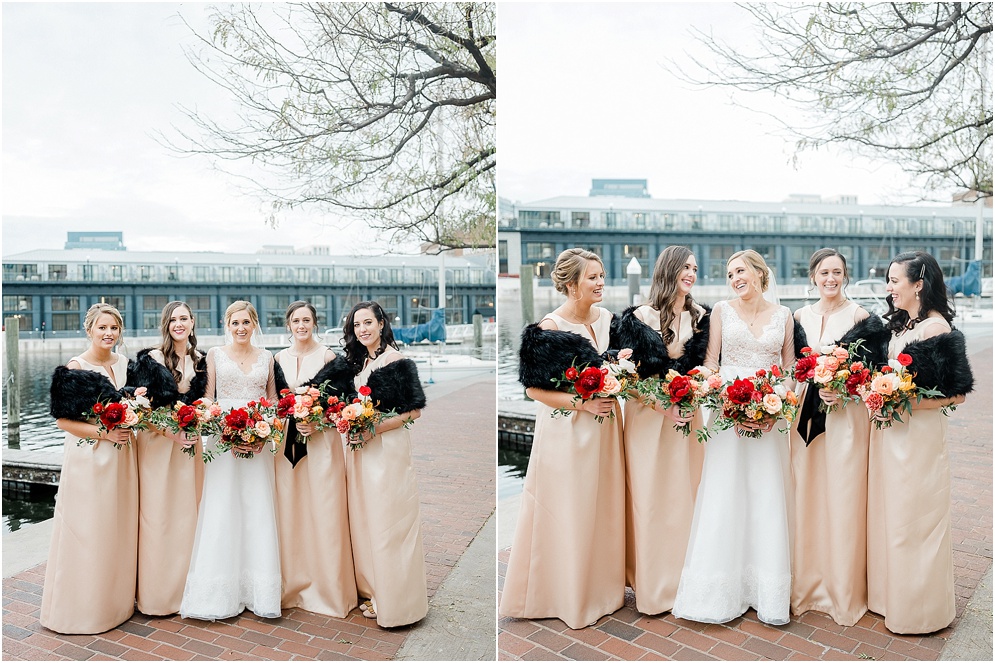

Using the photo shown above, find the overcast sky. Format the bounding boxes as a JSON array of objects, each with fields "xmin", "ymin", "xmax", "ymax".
[
  {"xmin": 497, "ymin": 2, "xmax": 931, "ymax": 207},
  {"xmin": 1, "ymin": 2, "xmax": 382, "ymax": 257}
]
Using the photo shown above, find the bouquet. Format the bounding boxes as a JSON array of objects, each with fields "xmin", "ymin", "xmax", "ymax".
[
  {"xmin": 148, "ymin": 398, "xmax": 223, "ymax": 458},
  {"xmin": 276, "ymin": 384, "xmax": 329, "ymax": 436},
  {"xmin": 214, "ymin": 398, "xmax": 285, "ymax": 459},
  {"xmin": 634, "ymin": 367, "xmax": 724, "ymax": 439},
  {"xmin": 794, "ymin": 341, "xmax": 873, "ymax": 413},
  {"xmin": 329, "ymin": 385, "xmax": 383, "ymax": 451},
  {"xmin": 79, "ymin": 387, "xmax": 151, "ymax": 449},
  {"xmin": 549, "ymin": 348, "xmax": 639, "ymax": 423},
  {"xmin": 709, "ymin": 365, "xmax": 799, "ymax": 440},
  {"xmin": 856, "ymin": 353, "xmax": 945, "ymax": 429}
]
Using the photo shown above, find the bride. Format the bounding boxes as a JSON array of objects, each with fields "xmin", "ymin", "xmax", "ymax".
[
  {"xmin": 180, "ymin": 300, "xmax": 282, "ymax": 620},
  {"xmin": 672, "ymin": 250, "xmax": 796, "ymax": 625}
]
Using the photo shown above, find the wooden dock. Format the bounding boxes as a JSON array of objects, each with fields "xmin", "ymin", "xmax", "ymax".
[{"xmin": 1, "ymin": 448, "xmax": 63, "ymax": 488}]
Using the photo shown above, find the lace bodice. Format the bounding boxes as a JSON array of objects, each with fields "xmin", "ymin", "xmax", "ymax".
[
  {"xmin": 212, "ymin": 348, "xmax": 272, "ymax": 403},
  {"xmin": 719, "ymin": 301, "xmax": 789, "ymax": 370}
]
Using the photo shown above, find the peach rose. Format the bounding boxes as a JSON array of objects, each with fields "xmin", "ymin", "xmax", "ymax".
[
  {"xmin": 813, "ymin": 364, "xmax": 836, "ymax": 385},
  {"xmin": 341, "ymin": 403, "xmax": 363, "ymax": 422},
  {"xmin": 618, "ymin": 348, "xmax": 633, "ymax": 360},
  {"xmin": 762, "ymin": 393, "xmax": 782, "ymax": 414},
  {"xmin": 600, "ymin": 375, "xmax": 622, "ymax": 396},
  {"xmin": 706, "ymin": 374, "xmax": 723, "ymax": 390},
  {"xmin": 122, "ymin": 407, "xmax": 140, "ymax": 428},
  {"xmin": 293, "ymin": 401, "xmax": 311, "ymax": 418},
  {"xmin": 254, "ymin": 420, "xmax": 271, "ymax": 437},
  {"xmin": 832, "ymin": 346, "xmax": 850, "ymax": 361},
  {"xmin": 870, "ymin": 374, "xmax": 896, "ymax": 396},
  {"xmin": 823, "ymin": 355, "xmax": 840, "ymax": 371}
]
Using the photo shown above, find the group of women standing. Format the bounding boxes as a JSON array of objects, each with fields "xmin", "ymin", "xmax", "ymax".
[
  {"xmin": 500, "ymin": 245, "xmax": 973, "ymax": 635},
  {"xmin": 42, "ymin": 298, "xmax": 428, "ymax": 634}
]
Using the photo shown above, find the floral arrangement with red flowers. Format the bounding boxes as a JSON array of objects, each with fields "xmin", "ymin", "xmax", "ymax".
[
  {"xmin": 276, "ymin": 383, "xmax": 330, "ymax": 436},
  {"xmin": 708, "ymin": 365, "xmax": 800, "ymax": 440},
  {"xmin": 327, "ymin": 385, "xmax": 384, "ymax": 451},
  {"xmin": 79, "ymin": 387, "xmax": 152, "ymax": 449},
  {"xmin": 149, "ymin": 398, "xmax": 223, "ymax": 458},
  {"xmin": 793, "ymin": 340, "xmax": 873, "ymax": 413},
  {"xmin": 550, "ymin": 348, "xmax": 639, "ymax": 423},
  {"xmin": 856, "ymin": 353, "xmax": 945, "ymax": 429},
  {"xmin": 214, "ymin": 398, "xmax": 285, "ymax": 460},
  {"xmin": 634, "ymin": 367, "xmax": 724, "ymax": 438}
]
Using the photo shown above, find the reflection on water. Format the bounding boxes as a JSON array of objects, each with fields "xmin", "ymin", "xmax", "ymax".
[
  {"xmin": 2, "ymin": 486, "xmax": 57, "ymax": 534},
  {"xmin": 498, "ymin": 446, "xmax": 530, "ymax": 501}
]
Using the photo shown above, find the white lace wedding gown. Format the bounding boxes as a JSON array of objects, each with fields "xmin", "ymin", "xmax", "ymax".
[
  {"xmin": 180, "ymin": 348, "xmax": 282, "ymax": 620},
  {"xmin": 672, "ymin": 300, "xmax": 794, "ymax": 625}
]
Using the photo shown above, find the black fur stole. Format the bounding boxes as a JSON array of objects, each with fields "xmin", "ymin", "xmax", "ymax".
[
  {"xmin": 609, "ymin": 305, "xmax": 711, "ymax": 379},
  {"xmin": 50, "ymin": 366, "xmax": 124, "ymax": 421},
  {"xmin": 793, "ymin": 322, "xmax": 810, "ymax": 361},
  {"xmin": 519, "ymin": 323, "xmax": 605, "ymax": 390},
  {"xmin": 180, "ymin": 354, "xmax": 209, "ymax": 405},
  {"xmin": 274, "ymin": 361, "xmax": 290, "ymax": 395},
  {"xmin": 901, "ymin": 329, "xmax": 974, "ymax": 397},
  {"xmin": 365, "ymin": 358, "xmax": 427, "ymax": 414},
  {"xmin": 126, "ymin": 349, "xmax": 181, "ymax": 407}
]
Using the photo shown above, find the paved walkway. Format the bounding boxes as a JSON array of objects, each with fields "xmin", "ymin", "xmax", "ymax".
[
  {"xmin": 498, "ymin": 338, "xmax": 993, "ymax": 661},
  {"xmin": 2, "ymin": 371, "xmax": 497, "ymax": 661}
]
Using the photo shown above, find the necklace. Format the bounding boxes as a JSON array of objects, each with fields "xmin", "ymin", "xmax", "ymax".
[
  {"xmin": 561, "ymin": 305, "xmax": 597, "ymax": 326},
  {"xmin": 817, "ymin": 298, "xmax": 847, "ymax": 317},
  {"xmin": 229, "ymin": 347, "xmax": 256, "ymax": 366},
  {"xmin": 288, "ymin": 341, "xmax": 319, "ymax": 357},
  {"xmin": 739, "ymin": 301, "xmax": 767, "ymax": 327}
]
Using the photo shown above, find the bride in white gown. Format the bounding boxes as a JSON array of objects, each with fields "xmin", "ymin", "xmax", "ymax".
[
  {"xmin": 180, "ymin": 301, "xmax": 282, "ymax": 620},
  {"xmin": 672, "ymin": 250, "xmax": 796, "ymax": 625}
]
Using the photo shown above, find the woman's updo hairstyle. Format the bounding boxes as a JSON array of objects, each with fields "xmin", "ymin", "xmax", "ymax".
[
  {"xmin": 551, "ymin": 248, "xmax": 603, "ymax": 295},
  {"xmin": 727, "ymin": 249, "xmax": 770, "ymax": 293}
]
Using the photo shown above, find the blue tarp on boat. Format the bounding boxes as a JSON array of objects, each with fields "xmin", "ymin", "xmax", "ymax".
[{"xmin": 394, "ymin": 308, "xmax": 446, "ymax": 344}]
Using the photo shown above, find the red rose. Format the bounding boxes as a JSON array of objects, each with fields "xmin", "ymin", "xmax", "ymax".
[
  {"xmin": 756, "ymin": 369, "xmax": 767, "ymax": 377},
  {"xmin": 687, "ymin": 368, "xmax": 700, "ymax": 376},
  {"xmin": 100, "ymin": 402, "xmax": 126, "ymax": 429},
  {"xmin": 897, "ymin": 353, "xmax": 913, "ymax": 367},
  {"xmin": 771, "ymin": 364, "xmax": 782, "ymax": 378},
  {"xmin": 668, "ymin": 375, "xmax": 691, "ymax": 401},
  {"xmin": 224, "ymin": 408, "xmax": 250, "ymax": 430},
  {"xmin": 93, "ymin": 402, "xmax": 104, "ymax": 414},
  {"xmin": 359, "ymin": 385, "xmax": 372, "ymax": 397},
  {"xmin": 565, "ymin": 367, "xmax": 579, "ymax": 381},
  {"xmin": 864, "ymin": 392, "xmax": 884, "ymax": 412},
  {"xmin": 575, "ymin": 366, "xmax": 606, "ymax": 399},
  {"xmin": 259, "ymin": 397, "xmax": 272, "ymax": 408},
  {"xmin": 801, "ymin": 346, "xmax": 812, "ymax": 354},
  {"xmin": 176, "ymin": 405, "xmax": 198, "ymax": 430},
  {"xmin": 279, "ymin": 389, "xmax": 291, "ymax": 396},
  {"xmin": 881, "ymin": 366, "xmax": 892, "ymax": 373},
  {"xmin": 277, "ymin": 394, "xmax": 296, "ymax": 418},
  {"xmin": 761, "ymin": 382, "xmax": 774, "ymax": 395},
  {"xmin": 726, "ymin": 378, "xmax": 756, "ymax": 405},
  {"xmin": 794, "ymin": 355, "xmax": 818, "ymax": 381}
]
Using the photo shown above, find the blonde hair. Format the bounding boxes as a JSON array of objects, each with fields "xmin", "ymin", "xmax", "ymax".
[
  {"xmin": 727, "ymin": 249, "xmax": 770, "ymax": 292},
  {"xmin": 551, "ymin": 248, "xmax": 604, "ymax": 295},
  {"xmin": 84, "ymin": 303, "xmax": 124, "ymax": 334},
  {"xmin": 224, "ymin": 300, "xmax": 259, "ymax": 328}
]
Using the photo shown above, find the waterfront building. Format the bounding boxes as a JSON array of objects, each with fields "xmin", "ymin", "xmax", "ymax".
[
  {"xmin": 498, "ymin": 185, "xmax": 993, "ymax": 286},
  {"xmin": 2, "ymin": 245, "xmax": 496, "ymax": 336}
]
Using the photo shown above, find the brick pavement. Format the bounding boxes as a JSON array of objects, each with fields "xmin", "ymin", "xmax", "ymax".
[
  {"xmin": 498, "ymin": 346, "xmax": 992, "ymax": 661},
  {"xmin": 2, "ymin": 375, "xmax": 496, "ymax": 661}
]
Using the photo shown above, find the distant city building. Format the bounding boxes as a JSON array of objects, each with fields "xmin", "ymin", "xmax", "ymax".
[
  {"xmin": 64, "ymin": 231, "xmax": 126, "ymax": 251},
  {"xmin": 498, "ymin": 181, "xmax": 993, "ymax": 285},
  {"xmin": 3, "ymin": 238, "xmax": 496, "ymax": 335},
  {"xmin": 589, "ymin": 179, "xmax": 650, "ymax": 198}
]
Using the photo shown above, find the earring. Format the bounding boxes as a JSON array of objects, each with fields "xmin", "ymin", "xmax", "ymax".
[{"xmin": 915, "ymin": 291, "xmax": 920, "ymax": 300}]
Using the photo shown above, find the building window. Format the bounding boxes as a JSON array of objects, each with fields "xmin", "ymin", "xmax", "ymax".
[
  {"xmin": 80, "ymin": 263, "xmax": 94, "ymax": 281},
  {"xmin": 519, "ymin": 210, "xmax": 561, "ymax": 227},
  {"xmin": 708, "ymin": 245, "xmax": 736, "ymax": 280},
  {"xmin": 445, "ymin": 295, "xmax": 465, "ymax": 324},
  {"xmin": 245, "ymin": 267, "xmax": 260, "ymax": 283},
  {"xmin": 340, "ymin": 268, "xmax": 358, "ymax": 284},
  {"xmin": 3, "ymin": 295, "xmax": 32, "ymax": 312},
  {"xmin": 194, "ymin": 266, "xmax": 211, "ymax": 282},
  {"xmin": 296, "ymin": 267, "xmax": 309, "ymax": 283},
  {"xmin": 525, "ymin": 242, "xmax": 556, "ymax": 261},
  {"xmin": 4, "ymin": 264, "xmax": 39, "ymax": 281},
  {"xmin": 143, "ymin": 296, "xmax": 168, "ymax": 312},
  {"xmin": 100, "ymin": 296, "xmax": 127, "ymax": 312},
  {"xmin": 410, "ymin": 297, "xmax": 434, "ymax": 324},
  {"xmin": 263, "ymin": 295, "xmax": 291, "ymax": 328},
  {"xmin": 52, "ymin": 312, "xmax": 80, "ymax": 331},
  {"xmin": 604, "ymin": 211, "xmax": 618, "ymax": 228},
  {"xmin": 166, "ymin": 265, "xmax": 180, "ymax": 281},
  {"xmin": 139, "ymin": 265, "xmax": 155, "ymax": 281},
  {"xmin": 109, "ymin": 265, "xmax": 125, "ymax": 281},
  {"xmin": 752, "ymin": 245, "xmax": 777, "ymax": 270},
  {"xmin": 48, "ymin": 264, "xmax": 68, "ymax": 281},
  {"xmin": 220, "ymin": 267, "xmax": 235, "ymax": 282},
  {"xmin": 571, "ymin": 212, "xmax": 591, "ymax": 228},
  {"xmin": 52, "ymin": 296, "xmax": 80, "ymax": 312},
  {"xmin": 185, "ymin": 296, "xmax": 214, "ymax": 330}
]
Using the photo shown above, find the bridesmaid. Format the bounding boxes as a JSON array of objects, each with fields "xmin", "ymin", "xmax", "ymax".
[
  {"xmin": 611, "ymin": 245, "xmax": 709, "ymax": 615},
  {"xmin": 274, "ymin": 300, "xmax": 358, "ymax": 617},
  {"xmin": 342, "ymin": 301, "xmax": 428, "ymax": 628},
  {"xmin": 500, "ymin": 248, "xmax": 625, "ymax": 629},
  {"xmin": 789, "ymin": 249, "xmax": 888, "ymax": 626},
  {"xmin": 131, "ymin": 301, "xmax": 208, "ymax": 616},
  {"xmin": 866, "ymin": 251, "xmax": 973, "ymax": 634},
  {"xmin": 42, "ymin": 303, "xmax": 138, "ymax": 634}
]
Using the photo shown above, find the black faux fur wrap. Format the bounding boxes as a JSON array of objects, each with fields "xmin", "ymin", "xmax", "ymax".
[
  {"xmin": 900, "ymin": 329, "xmax": 974, "ymax": 397},
  {"xmin": 793, "ymin": 322, "xmax": 810, "ymax": 361},
  {"xmin": 49, "ymin": 366, "xmax": 124, "ymax": 421},
  {"xmin": 835, "ymin": 314, "xmax": 889, "ymax": 369},
  {"xmin": 364, "ymin": 358, "xmax": 427, "ymax": 414},
  {"xmin": 305, "ymin": 354, "xmax": 355, "ymax": 400},
  {"xmin": 519, "ymin": 323, "xmax": 605, "ymax": 390},
  {"xmin": 609, "ymin": 305, "xmax": 711, "ymax": 379},
  {"xmin": 181, "ymin": 354, "xmax": 209, "ymax": 405},
  {"xmin": 274, "ymin": 361, "xmax": 290, "ymax": 395},
  {"xmin": 126, "ymin": 349, "xmax": 181, "ymax": 407}
]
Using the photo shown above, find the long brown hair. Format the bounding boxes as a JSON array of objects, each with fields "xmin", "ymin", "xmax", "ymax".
[
  {"xmin": 648, "ymin": 246, "xmax": 702, "ymax": 346},
  {"xmin": 158, "ymin": 301, "xmax": 199, "ymax": 383}
]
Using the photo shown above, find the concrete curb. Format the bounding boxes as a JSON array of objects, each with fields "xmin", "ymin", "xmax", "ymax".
[
  {"xmin": 2, "ymin": 518, "xmax": 53, "ymax": 579},
  {"xmin": 940, "ymin": 563, "xmax": 993, "ymax": 661},
  {"xmin": 397, "ymin": 510, "xmax": 497, "ymax": 661}
]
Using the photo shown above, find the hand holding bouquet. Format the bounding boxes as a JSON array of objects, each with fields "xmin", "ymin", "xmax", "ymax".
[
  {"xmin": 635, "ymin": 367, "xmax": 723, "ymax": 438},
  {"xmin": 277, "ymin": 384, "xmax": 328, "ymax": 437},
  {"xmin": 856, "ymin": 353, "xmax": 944, "ymax": 429},
  {"xmin": 149, "ymin": 398, "xmax": 223, "ymax": 458},
  {"xmin": 79, "ymin": 387, "xmax": 151, "ymax": 449},
  {"xmin": 550, "ymin": 349, "xmax": 638, "ymax": 423},
  {"xmin": 709, "ymin": 365, "xmax": 799, "ymax": 440},
  {"xmin": 794, "ymin": 341, "xmax": 873, "ymax": 413},
  {"xmin": 330, "ymin": 385, "xmax": 383, "ymax": 451},
  {"xmin": 215, "ymin": 398, "xmax": 285, "ymax": 460}
]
